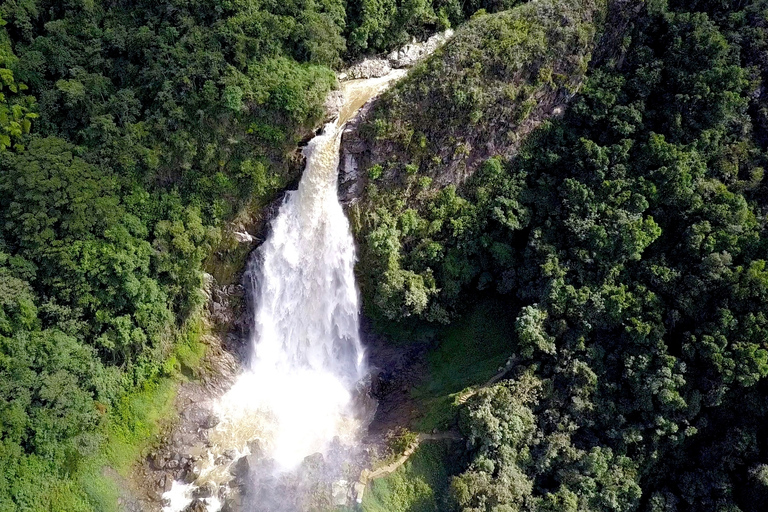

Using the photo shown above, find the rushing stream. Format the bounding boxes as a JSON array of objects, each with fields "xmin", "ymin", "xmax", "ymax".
[{"xmin": 163, "ymin": 70, "xmax": 406, "ymax": 512}]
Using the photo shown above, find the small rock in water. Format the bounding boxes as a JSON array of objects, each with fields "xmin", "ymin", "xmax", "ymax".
[
  {"xmin": 183, "ymin": 499, "xmax": 207, "ymax": 512},
  {"xmin": 230, "ymin": 456, "xmax": 250, "ymax": 480},
  {"xmin": 247, "ymin": 439, "xmax": 264, "ymax": 458},
  {"xmin": 233, "ymin": 231, "xmax": 254, "ymax": 243},
  {"xmin": 193, "ymin": 482, "xmax": 215, "ymax": 499},
  {"xmin": 303, "ymin": 452, "xmax": 325, "ymax": 470}
]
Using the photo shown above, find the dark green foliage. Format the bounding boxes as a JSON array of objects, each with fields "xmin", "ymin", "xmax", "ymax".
[
  {"xmin": 1, "ymin": 0, "xmax": 339, "ymax": 206},
  {"xmin": 0, "ymin": 15, "xmax": 36, "ymax": 152},
  {"xmin": 0, "ymin": 257, "xmax": 105, "ymax": 510},
  {"xmin": 345, "ymin": 0, "xmax": 527, "ymax": 56},
  {"xmin": 354, "ymin": 0, "xmax": 605, "ymax": 323},
  {"xmin": 355, "ymin": 1, "xmax": 768, "ymax": 511}
]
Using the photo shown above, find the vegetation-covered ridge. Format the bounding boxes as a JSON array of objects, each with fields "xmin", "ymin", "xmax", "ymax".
[
  {"xmin": 351, "ymin": 0, "xmax": 606, "ymax": 188},
  {"xmin": 350, "ymin": 0, "xmax": 607, "ymax": 323},
  {"xmin": 353, "ymin": 0, "xmax": 768, "ymax": 511}
]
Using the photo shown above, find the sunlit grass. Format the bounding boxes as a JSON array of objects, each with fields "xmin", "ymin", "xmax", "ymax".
[{"xmin": 362, "ymin": 443, "xmax": 452, "ymax": 512}]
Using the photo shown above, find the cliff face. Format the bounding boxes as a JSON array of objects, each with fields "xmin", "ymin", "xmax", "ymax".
[{"xmin": 340, "ymin": 0, "xmax": 608, "ymax": 203}]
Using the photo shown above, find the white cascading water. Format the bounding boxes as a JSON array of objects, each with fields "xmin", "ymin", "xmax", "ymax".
[
  {"xmin": 229, "ymin": 70, "xmax": 405, "ymax": 468},
  {"xmin": 164, "ymin": 70, "xmax": 406, "ymax": 512}
]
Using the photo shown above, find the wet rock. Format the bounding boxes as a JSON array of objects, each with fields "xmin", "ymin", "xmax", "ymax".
[
  {"xmin": 150, "ymin": 452, "xmax": 166, "ymax": 470},
  {"xmin": 193, "ymin": 482, "xmax": 216, "ymax": 499},
  {"xmin": 167, "ymin": 459, "xmax": 180, "ymax": 469},
  {"xmin": 247, "ymin": 439, "xmax": 264, "ymax": 458},
  {"xmin": 183, "ymin": 499, "xmax": 207, "ymax": 512},
  {"xmin": 162, "ymin": 475, "xmax": 173, "ymax": 493},
  {"xmin": 369, "ymin": 369, "xmax": 395, "ymax": 399},
  {"xmin": 179, "ymin": 467, "xmax": 197, "ymax": 484},
  {"xmin": 231, "ymin": 455, "xmax": 251, "ymax": 482},
  {"xmin": 303, "ymin": 452, "xmax": 325, "ymax": 469},
  {"xmin": 221, "ymin": 494, "xmax": 242, "ymax": 512},
  {"xmin": 386, "ymin": 30, "xmax": 454, "ymax": 68},
  {"xmin": 338, "ymin": 102, "xmax": 375, "ymax": 204},
  {"xmin": 332, "ymin": 479, "xmax": 349, "ymax": 506},
  {"xmin": 324, "ymin": 89, "xmax": 344, "ymax": 121},
  {"xmin": 345, "ymin": 58, "xmax": 392, "ymax": 79},
  {"xmin": 185, "ymin": 407, "xmax": 220, "ymax": 430}
]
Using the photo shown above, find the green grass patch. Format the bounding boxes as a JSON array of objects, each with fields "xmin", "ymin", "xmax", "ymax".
[
  {"xmin": 69, "ymin": 376, "xmax": 178, "ymax": 511},
  {"xmin": 163, "ymin": 314, "xmax": 208, "ymax": 377},
  {"xmin": 74, "ymin": 378, "xmax": 179, "ymax": 511},
  {"xmin": 362, "ymin": 443, "xmax": 453, "ymax": 512},
  {"xmin": 105, "ymin": 379, "xmax": 178, "ymax": 476},
  {"xmin": 412, "ymin": 298, "xmax": 515, "ymax": 431}
]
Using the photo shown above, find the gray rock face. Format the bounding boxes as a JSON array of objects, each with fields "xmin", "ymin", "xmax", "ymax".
[
  {"xmin": 324, "ymin": 89, "xmax": 345, "ymax": 121},
  {"xmin": 386, "ymin": 30, "xmax": 454, "ymax": 68},
  {"xmin": 337, "ymin": 31, "xmax": 455, "ymax": 205},
  {"xmin": 207, "ymin": 282, "xmax": 245, "ymax": 326},
  {"xmin": 344, "ymin": 58, "xmax": 393, "ymax": 80},
  {"xmin": 338, "ymin": 97, "xmax": 381, "ymax": 204}
]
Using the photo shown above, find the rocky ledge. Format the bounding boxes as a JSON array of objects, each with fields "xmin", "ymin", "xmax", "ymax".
[{"xmin": 339, "ymin": 30, "xmax": 454, "ymax": 81}]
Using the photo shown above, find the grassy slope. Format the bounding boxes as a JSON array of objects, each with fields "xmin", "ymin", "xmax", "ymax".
[
  {"xmin": 363, "ymin": 298, "xmax": 517, "ymax": 511},
  {"xmin": 362, "ymin": 443, "xmax": 453, "ymax": 512},
  {"xmin": 412, "ymin": 299, "xmax": 515, "ymax": 432}
]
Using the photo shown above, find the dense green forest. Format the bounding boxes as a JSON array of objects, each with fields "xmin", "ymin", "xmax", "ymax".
[
  {"xmin": 1, "ymin": 0, "xmax": 768, "ymax": 510},
  {"xmin": 0, "ymin": 0, "xmax": 531, "ymax": 510},
  {"xmin": 353, "ymin": 0, "xmax": 768, "ymax": 511}
]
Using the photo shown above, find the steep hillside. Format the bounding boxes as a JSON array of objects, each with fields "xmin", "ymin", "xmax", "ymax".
[
  {"xmin": 344, "ymin": 0, "xmax": 608, "ymax": 322},
  {"xmin": 349, "ymin": 1, "xmax": 768, "ymax": 511}
]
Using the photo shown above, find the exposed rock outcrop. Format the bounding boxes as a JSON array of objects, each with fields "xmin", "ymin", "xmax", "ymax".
[
  {"xmin": 386, "ymin": 30, "xmax": 454, "ymax": 68},
  {"xmin": 343, "ymin": 58, "xmax": 392, "ymax": 80},
  {"xmin": 338, "ymin": 30, "xmax": 455, "ymax": 83},
  {"xmin": 339, "ymin": 0, "xmax": 607, "ymax": 203}
]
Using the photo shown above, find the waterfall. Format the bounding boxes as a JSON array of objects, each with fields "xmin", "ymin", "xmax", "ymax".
[
  {"xmin": 235, "ymin": 70, "xmax": 406, "ymax": 469},
  {"xmin": 163, "ymin": 70, "xmax": 406, "ymax": 512}
]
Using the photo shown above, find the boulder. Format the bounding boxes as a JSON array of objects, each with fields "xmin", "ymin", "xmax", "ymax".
[
  {"xmin": 324, "ymin": 90, "xmax": 345, "ymax": 121},
  {"xmin": 183, "ymin": 499, "xmax": 207, "ymax": 512},
  {"xmin": 345, "ymin": 58, "xmax": 392, "ymax": 79},
  {"xmin": 387, "ymin": 30, "xmax": 454, "ymax": 68}
]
